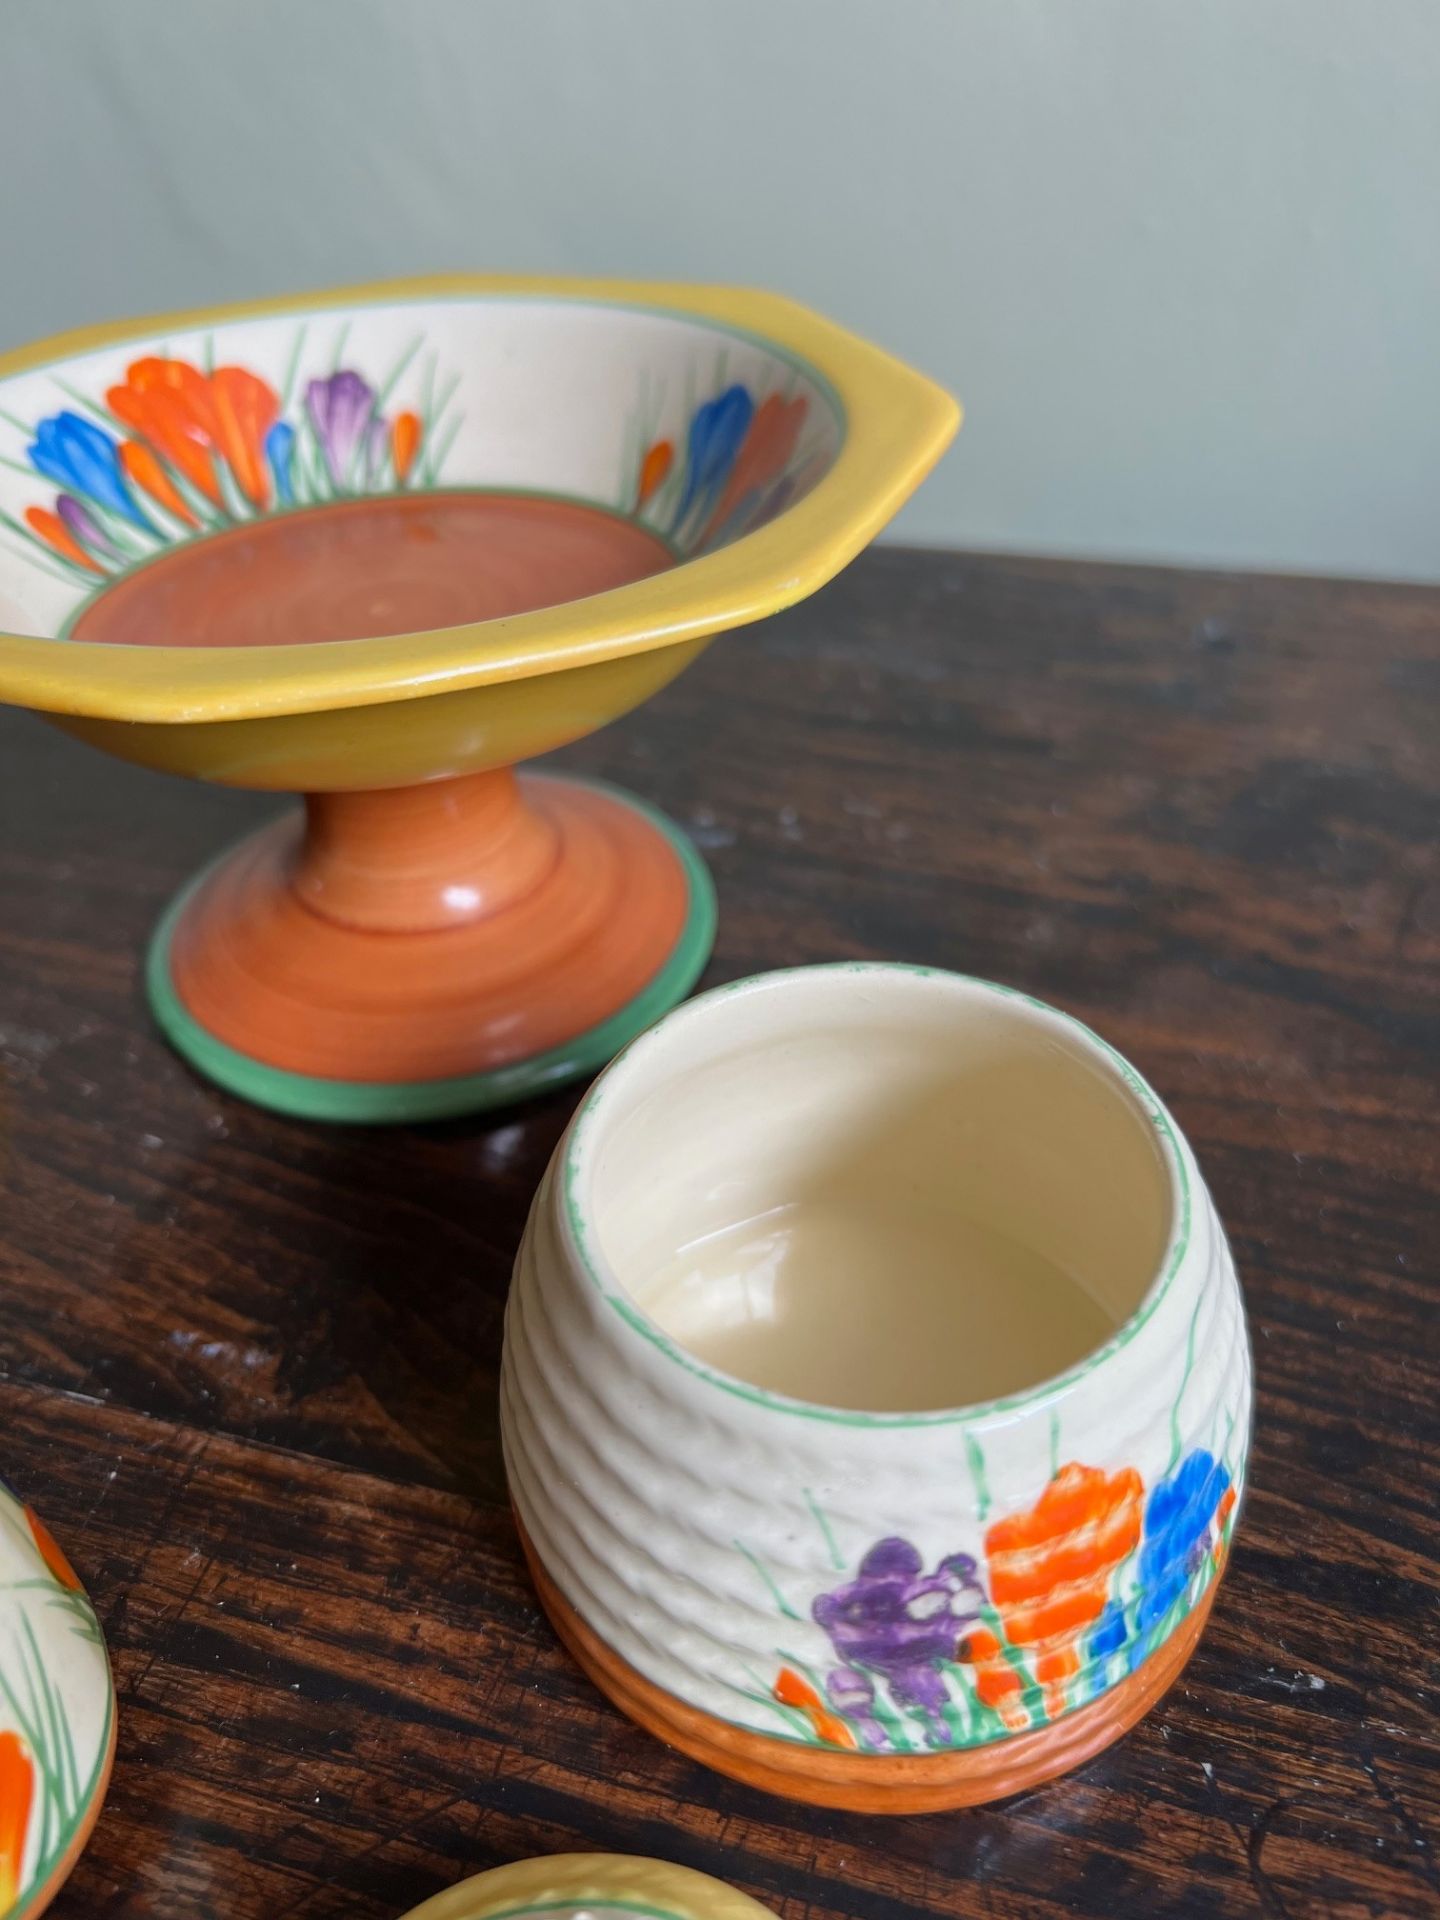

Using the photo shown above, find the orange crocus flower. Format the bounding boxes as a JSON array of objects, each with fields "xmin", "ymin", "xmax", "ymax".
[
  {"xmin": 636, "ymin": 437, "xmax": 673, "ymax": 509},
  {"xmin": 209, "ymin": 366, "xmax": 279, "ymax": 509},
  {"xmin": 0, "ymin": 1731, "xmax": 34, "ymax": 1910},
  {"xmin": 119, "ymin": 440, "xmax": 198, "ymax": 526},
  {"xmin": 26, "ymin": 1507, "xmax": 83, "ymax": 1592},
  {"xmin": 956, "ymin": 1626, "xmax": 1029, "ymax": 1731},
  {"xmin": 772, "ymin": 1666, "xmax": 857, "ymax": 1749},
  {"xmin": 24, "ymin": 505, "xmax": 101, "ymax": 572},
  {"xmin": 109, "ymin": 357, "xmax": 280, "ymax": 512},
  {"xmin": 392, "ymin": 411, "xmax": 422, "ymax": 484},
  {"xmin": 1213, "ymin": 1484, "xmax": 1237, "ymax": 1567},
  {"xmin": 108, "ymin": 357, "xmax": 223, "ymax": 507},
  {"xmin": 984, "ymin": 1462, "xmax": 1143, "ymax": 1718},
  {"xmin": 701, "ymin": 393, "xmax": 807, "ymax": 543}
]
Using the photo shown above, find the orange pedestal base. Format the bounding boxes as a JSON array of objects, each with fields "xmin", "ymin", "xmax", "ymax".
[
  {"xmin": 147, "ymin": 770, "xmax": 715, "ymax": 1121},
  {"xmin": 518, "ymin": 1518, "xmax": 1219, "ymax": 1813}
]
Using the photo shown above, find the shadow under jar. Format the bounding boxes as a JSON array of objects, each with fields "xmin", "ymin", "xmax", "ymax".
[{"xmin": 502, "ymin": 963, "xmax": 1252, "ymax": 1811}]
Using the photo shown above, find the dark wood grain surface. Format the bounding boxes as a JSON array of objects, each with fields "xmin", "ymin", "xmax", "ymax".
[{"xmin": 0, "ymin": 546, "xmax": 1436, "ymax": 1919}]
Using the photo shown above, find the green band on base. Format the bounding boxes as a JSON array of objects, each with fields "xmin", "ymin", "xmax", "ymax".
[{"xmin": 145, "ymin": 779, "xmax": 717, "ymax": 1124}]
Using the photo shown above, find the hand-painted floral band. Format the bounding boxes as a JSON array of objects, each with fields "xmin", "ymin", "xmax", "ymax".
[
  {"xmin": 7, "ymin": 324, "xmax": 827, "ymax": 593},
  {"xmin": 763, "ymin": 1447, "xmax": 1239, "ymax": 1755}
]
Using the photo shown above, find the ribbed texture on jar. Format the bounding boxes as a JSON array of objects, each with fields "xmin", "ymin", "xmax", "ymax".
[{"xmin": 502, "ymin": 1159, "xmax": 1252, "ymax": 1751}]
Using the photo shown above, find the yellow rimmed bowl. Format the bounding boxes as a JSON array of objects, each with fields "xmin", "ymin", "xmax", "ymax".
[{"xmin": 0, "ymin": 275, "xmax": 957, "ymax": 1122}]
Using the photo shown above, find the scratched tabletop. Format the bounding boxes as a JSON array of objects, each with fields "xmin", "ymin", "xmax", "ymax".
[{"xmin": 0, "ymin": 546, "xmax": 1435, "ymax": 1919}]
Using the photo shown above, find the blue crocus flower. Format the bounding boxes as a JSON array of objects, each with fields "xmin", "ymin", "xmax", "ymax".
[
  {"xmin": 28, "ymin": 410, "xmax": 151, "ymax": 528},
  {"xmin": 1089, "ymin": 1598, "xmax": 1128, "ymax": 1663},
  {"xmin": 1136, "ymin": 1449, "xmax": 1230, "ymax": 1633},
  {"xmin": 265, "ymin": 420, "xmax": 296, "ymax": 505},
  {"xmin": 673, "ymin": 383, "xmax": 754, "ymax": 530}
]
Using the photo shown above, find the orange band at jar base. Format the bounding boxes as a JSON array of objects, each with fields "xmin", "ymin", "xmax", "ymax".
[{"xmin": 517, "ymin": 1513, "xmax": 1221, "ymax": 1812}]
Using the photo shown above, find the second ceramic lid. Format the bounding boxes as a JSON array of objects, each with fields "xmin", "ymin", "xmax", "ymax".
[{"xmin": 399, "ymin": 1853, "xmax": 776, "ymax": 1920}]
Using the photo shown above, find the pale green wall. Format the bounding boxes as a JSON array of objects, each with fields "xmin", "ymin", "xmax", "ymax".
[{"xmin": 4, "ymin": 0, "xmax": 1437, "ymax": 578}]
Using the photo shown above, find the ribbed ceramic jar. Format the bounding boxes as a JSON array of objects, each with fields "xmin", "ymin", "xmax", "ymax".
[{"xmin": 502, "ymin": 965, "xmax": 1252, "ymax": 1811}]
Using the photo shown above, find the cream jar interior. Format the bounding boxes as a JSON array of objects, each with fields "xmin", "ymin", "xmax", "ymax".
[{"xmin": 582, "ymin": 968, "xmax": 1176, "ymax": 1414}]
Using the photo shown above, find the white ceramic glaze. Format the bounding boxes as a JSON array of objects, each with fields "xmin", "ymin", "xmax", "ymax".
[
  {"xmin": 0, "ymin": 1479, "xmax": 114, "ymax": 1918},
  {"xmin": 502, "ymin": 964, "xmax": 1252, "ymax": 1775}
]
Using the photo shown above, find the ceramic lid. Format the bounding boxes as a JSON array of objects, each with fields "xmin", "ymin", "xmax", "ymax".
[
  {"xmin": 0, "ymin": 1476, "xmax": 115, "ymax": 1919},
  {"xmin": 398, "ymin": 1853, "xmax": 776, "ymax": 1920}
]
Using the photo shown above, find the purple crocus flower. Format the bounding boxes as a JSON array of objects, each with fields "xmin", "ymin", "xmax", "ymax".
[
  {"xmin": 55, "ymin": 494, "xmax": 117, "ymax": 561},
  {"xmin": 703, "ymin": 469, "xmax": 806, "ymax": 553},
  {"xmin": 305, "ymin": 370, "xmax": 377, "ymax": 487},
  {"xmin": 825, "ymin": 1666, "xmax": 890, "ymax": 1750},
  {"xmin": 749, "ymin": 473, "xmax": 796, "ymax": 533},
  {"xmin": 813, "ymin": 1537, "xmax": 984, "ymax": 1742}
]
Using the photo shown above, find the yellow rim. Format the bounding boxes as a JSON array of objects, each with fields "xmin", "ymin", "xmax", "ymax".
[
  {"xmin": 0, "ymin": 273, "xmax": 958, "ymax": 724},
  {"xmin": 397, "ymin": 1853, "xmax": 776, "ymax": 1920}
]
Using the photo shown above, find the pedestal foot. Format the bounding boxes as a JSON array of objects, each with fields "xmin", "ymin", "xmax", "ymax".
[{"xmin": 146, "ymin": 771, "xmax": 716, "ymax": 1122}]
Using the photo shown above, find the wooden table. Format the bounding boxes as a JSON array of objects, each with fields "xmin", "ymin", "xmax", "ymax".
[{"xmin": 0, "ymin": 548, "xmax": 1435, "ymax": 1919}]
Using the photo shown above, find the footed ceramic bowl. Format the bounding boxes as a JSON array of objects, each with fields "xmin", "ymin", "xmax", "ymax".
[
  {"xmin": 0, "ymin": 1478, "xmax": 114, "ymax": 1917},
  {"xmin": 0, "ymin": 275, "xmax": 956, "ymax": 1122},
  {"xmin": 502, "ymin": 964, "xmax": 1253, "ymax": 1811}
]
